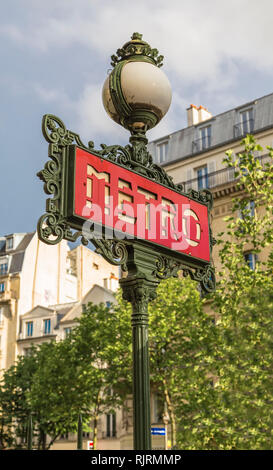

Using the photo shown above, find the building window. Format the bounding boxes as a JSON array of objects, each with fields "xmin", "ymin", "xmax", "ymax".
[
  {"xmin": 64, "ymin": 327, "xmax": 71, "ymax": 337},
  {"xmin": 235, "ymin": 108, "xmax": 254, "ymax": 137},
  {"xmin": 239, "ymin": 200, "xmax": 255, "ymax": 219},
  {"xmin": 106, "ymin": 413, "xmax": 116, "ymax": 438},
  {"xmin": 196, "ymin": 165, "xmax": 209, "ymax": 190},
  {"xmin": 200, "ymin": 125, "xmax": 211, "ymax": 150},
  {"xmin": 244, "ymin": 253, "xmax": 257, "ymax": 270},
  {"xmin": 0, "ymin": 307, "xmax": 3, "ymax": 326},
  {"xmin": 26, "ymin": 321, "xmax": 33, "ymax": 337},
  {"xmin": 0, "ymin": 262, "xmax": 8, "ymax": 276},
  {"xmin": 44, "ymin": 319, "xmax": 51, "ymax": 335},
  {"xmin": 6, "ymin": 238, "xmax": 13, "ymax": 250},
  {"xmin": 240, "ymin": 108, "xmax": 254, "ymax": 135},
  {"xmin": 157, "ymin": 141, "xmax": 169, "ymax": 163},
  {"xmin": 103, "ymin": 278, "xmax": 108, "ymax": 289},
  {"xmin": 93, "ymin": 263, "xmax": 99, "ymax": 270},
  {"xmin": 0, "ymin": 282, "xmax": 5, "ymax": 293}
]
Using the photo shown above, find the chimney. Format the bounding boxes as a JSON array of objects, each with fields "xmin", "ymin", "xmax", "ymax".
[
  {"xmin": 187, "ymin": 104, "xmax": 212, "ymax": 127},
  {"xmin": 187, "ymin": 104, "xmax": 199, "ymax": 126}
]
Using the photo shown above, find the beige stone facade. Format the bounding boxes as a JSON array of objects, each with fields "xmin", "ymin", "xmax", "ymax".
[{"xmin": 0, "ymin": 232, "xmax": 119, "ymax": 372}]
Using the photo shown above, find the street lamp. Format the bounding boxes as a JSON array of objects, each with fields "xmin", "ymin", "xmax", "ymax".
[
  {"xmin": 102, "ymin": 32, "xmax": 172, "ymax": 143},
  {"xmin": 37, "ymin": 31, "xmax": 216, "ymax": 452},
  {"xmin": 102, "ymin": 32, "xmax": 173, "ymax": 451}
]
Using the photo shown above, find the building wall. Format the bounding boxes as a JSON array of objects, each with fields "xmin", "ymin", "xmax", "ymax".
[
  {"xmin": 0, "ymin": 231, "xmax": 120, "ymax": 373},
  {"xmin": 68, "ymin": 245, "xmax": 119, "ymax": 299}
]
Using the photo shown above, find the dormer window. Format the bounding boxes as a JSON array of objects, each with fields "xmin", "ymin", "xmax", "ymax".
[
  {"xmin": 0, "ymin": 259, "xmax": 8, "ymax": 276},
  {"xmin": 200, "ymin": 125, "xmax": 211, "ymax": 150},
  {"xmin": 240, "ymin": 108, "xmax": 254, "ymax": 135},
  {"xmin": 234, "ymin": 107, "xmax": 254, "ymax": 137},
  {"xmin": 6, "ymin": 237, "xmax": 13, "ymax": 250},
  {"xmin": 157, "ymin": 141, "xmax": 169, "ymax": 163},
  {"xmin": 192, "ymin": 125, "xmax": 212, "ymax": 153}
]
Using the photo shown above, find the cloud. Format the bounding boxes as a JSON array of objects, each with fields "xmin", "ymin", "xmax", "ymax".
[
  {"xmin": 2, "ymin": 1, "xmax": 273, "ymax": 80},
  {"xmin": 2, "ymin": 0, "xmax": 273, "ymax": 143}
]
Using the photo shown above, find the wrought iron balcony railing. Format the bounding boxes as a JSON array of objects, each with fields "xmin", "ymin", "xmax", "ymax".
[
  {"xmin": 181, "ymin": 154, "xmax": 271, "ymax": 192},
  {"xmin": 192, "ymin": 136, "xmax": 211, "ymax": 153},
  {"xmin": 234, "ymin": 118, "xmax": 254, "ymax": 138}
]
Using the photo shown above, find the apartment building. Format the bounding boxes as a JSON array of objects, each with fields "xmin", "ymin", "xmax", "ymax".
[
  {"xmin": 147, "ymin": 92, "xmax": 273, "ymax": 273},
  {"xmin": 0, "ymin": 231, "xmax": 119, "ymax": 372}
]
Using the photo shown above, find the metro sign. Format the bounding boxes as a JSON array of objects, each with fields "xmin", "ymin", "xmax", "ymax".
[{"xmin": 66, "ymin": 146, "xmax": 211, "ymax": 263}]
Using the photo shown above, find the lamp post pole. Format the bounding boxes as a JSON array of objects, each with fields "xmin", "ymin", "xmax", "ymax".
[
  {"xmin": 27, "ymin": 413, "xmax": 33, "ymax": 450},
  {"xmin": 77, "ymin": 412, "xmax": 83, "ymax": 450},
  {"xmin": 120, "ymin": 244, "xmax": 159, "ymax": 450}
]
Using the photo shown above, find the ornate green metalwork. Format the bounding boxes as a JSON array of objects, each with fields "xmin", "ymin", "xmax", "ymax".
[
  {"xmin": 37, "ymin": 113, "xmax": 216, "ymax": 294},
  {"xmin": 110, "ymin": 32, "xmax": 164, "ymax": 68},
  {"xmin": 94, "ymin": 239, "xmax": 128, "ymax": 272},
  {"xmin": 106, "ymin": 33, "xmax": 166, "ymax": 135},
  {"xmin": 38, "ymin": 110, "xmax": 217, "ymax": 452}
]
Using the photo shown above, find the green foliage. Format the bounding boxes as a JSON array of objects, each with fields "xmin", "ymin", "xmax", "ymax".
[
  {"xmin": 204, "ymin": 135, "xmax": 273, "ymax": 449},
  {"xmin": 0, "ymin": 301, "xmax": 131, "ymax": 449},
  {"xmin": 148, "ymin": 276, "xmax": 217, "ymax": 448},
  {"xmin": 1, "ymin": 135, "xmax": 272, "ymax": 450}
]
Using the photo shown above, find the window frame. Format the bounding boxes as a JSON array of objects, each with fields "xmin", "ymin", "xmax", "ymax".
[
  {"xmin": 0, "ymin": 261, "xmax": 8, "ymax": 276},
  {"xmin": 6, "ymin": 238, "xmax": 13, "ymax": 251},
  {"xmin": 26, "ymin": 321, "xmax": 33, "ymax": 337},
  {"xmin": 199, "ymin": 125, "xmax": 211, "ymax": 150},
  {"xmin": 240, "ymin": 108, "xmax": 254, "ymax": 134},
  {"xmin": 156, "ymin": 141, "xmax": 169, "ymax": 163},
  {"xmin": 196, "ymin": 164, "xmax": 209, "ymax": 190},
  {"xmin": 244, "ymin": 252, "xmax": 257, "ymax": 270},
  {"xmin": 43, "ymin": 318, "xmax": 51, "ymax": 335}
]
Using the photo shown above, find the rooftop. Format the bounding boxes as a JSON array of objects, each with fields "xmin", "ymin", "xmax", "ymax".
[{"xmin": 147, "ymin": 92, "xmax": 273, "ymax": 166}]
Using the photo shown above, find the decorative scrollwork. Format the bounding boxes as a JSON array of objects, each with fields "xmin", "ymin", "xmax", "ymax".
[
  {"xmin": 186, "ymin": 188, "xmax": 214, "ymax": 210},
  {"xmin": 42, "ymin": 114, "xmax": 94, "ymax": 150},
  {"xmin": 38, "ymin": 113, "xmax": 216, "ymax": 291},
  {"xmin": 37, "ymin": 213, "xmax": 88, "ymax": 246},
  {"xmin": 183, "ymin": 264, "xmax": 216, "ymax": 294},
  {"xmin": 110, "ymin": 32, "xmax": 164, "ymax": 68},
  {"xmin": 93, "ymin": 239, "xmax": 128, "ymax": 272},
  {"xmin": 153, "ymin": 255, "xmax": 183, "ymax": 280},
  {"xmin": 153, "ymin": 253, "xmax": 216, "ymax": 293},
  {"xmin": 96, "ymin": 134, "xmax": 187, "ymax": 197}
]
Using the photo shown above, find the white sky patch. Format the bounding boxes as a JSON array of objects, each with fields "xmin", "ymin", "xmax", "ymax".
[
  {"xmin": 74, "ymin": 83, "xmax": 128, "ymax": 143},
  {"xmin": 2, "ymin": 0, "xmax": 273, "ymax": 80}
]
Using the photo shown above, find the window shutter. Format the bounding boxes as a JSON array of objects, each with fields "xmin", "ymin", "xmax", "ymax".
[
  {"xmin": 208, "ymin": 161, "xmax": 216, "ymax": 187},
  {"xmin": 227, "ymin": 153, "xmax": 236, "ymax": 182},
  {"xmin": 185, "ymin": 168, "xmax": 193, "ymax": 191}
]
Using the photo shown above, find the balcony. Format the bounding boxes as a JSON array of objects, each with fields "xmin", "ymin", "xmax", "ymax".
[
  {"xmin": 0, "ymin": 290, "xmax": 11, "ymax": 302},
  {"xmin": 182, "ymin": 154, "xmax": 271, "ymax": 193},
  {"xmin": 192, "ymin": 136, "xmax": 211, "ymax": 153},
  {"xmin": 234, "ymin": 118, "xmax": 254, "ymax": 138}
]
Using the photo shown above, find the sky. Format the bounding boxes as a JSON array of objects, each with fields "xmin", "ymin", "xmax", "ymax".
[{"xmin": 1, "ymin": 0, "xmax": 273, "ymax": 236}]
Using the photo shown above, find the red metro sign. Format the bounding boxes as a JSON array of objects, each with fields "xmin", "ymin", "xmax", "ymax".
[{"xmin": 69, "ymin": 146, "xmax": 211, "ymax": 263}]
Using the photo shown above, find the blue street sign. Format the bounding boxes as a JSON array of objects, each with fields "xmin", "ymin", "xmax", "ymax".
[{"xmin": 151, "ymin": 427, "xmax": 165, "ymax": 435}]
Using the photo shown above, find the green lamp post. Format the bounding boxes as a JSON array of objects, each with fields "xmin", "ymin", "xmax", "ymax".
[
  {"xmin": 37, "ymin": 32, "xmax": 216, "ymax": 452},
  {"xmin": 102, "ymin": 33, "xmax": 172, "ymax": 450}
]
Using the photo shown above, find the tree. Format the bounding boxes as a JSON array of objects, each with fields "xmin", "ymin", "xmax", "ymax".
[
  {"xmin": 148, "ymin": 276, "xmax": 217, "ymax": 449},
  {"xmin": 68, "ymin": 300, "xmax": 132, "ymax": 449},
  {"xmin": 0, "ymin": 347, "xmax": 39, "ymax": 449},
  {"xmin": 204, "ymin": 135, "xmax": 273, "ymax": 449},
  {"xmin": 28, "ymin": 340, "xmax": 86, "ymax": 449}
]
